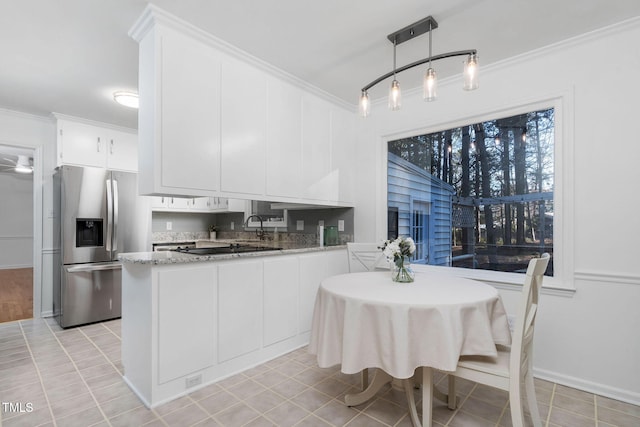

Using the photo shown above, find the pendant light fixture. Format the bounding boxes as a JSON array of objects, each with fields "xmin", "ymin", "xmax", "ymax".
[
  {"xmin": 388, "ymin": 38, "xmax": 401, "ymax": 111},
  {"xmin": 463, "ymin": 53, "xmax": 479, "ymax": 90},
  {"xmin": 359, "ymin": 16, "xmax": 478, "ymax": 117},
  {"xmin": 359, "ymin": 90, "xmax": 370, "ymax": 117},
  {"xmin": 423, "ymin": 20, "xmax": 437, "ymax": 101}
]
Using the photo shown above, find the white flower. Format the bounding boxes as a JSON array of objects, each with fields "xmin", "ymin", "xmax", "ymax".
[{"xmin": 380, "ymin": 236, "xmax": 415, "ymax": 261}]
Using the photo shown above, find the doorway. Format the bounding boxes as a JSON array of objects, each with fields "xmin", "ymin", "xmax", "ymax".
[{"xmin": 0, "ymin": 145, "xmax": 34, "ymax": 323}]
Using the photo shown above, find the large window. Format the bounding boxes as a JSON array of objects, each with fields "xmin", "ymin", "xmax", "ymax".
[{"xmin": 387, "ymin": 108, "xmax": 554, "ymax": 276}]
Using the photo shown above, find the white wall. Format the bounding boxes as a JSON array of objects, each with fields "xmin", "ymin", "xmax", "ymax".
[
  {"xmin": 0, "ymin": 108, "xmax": 56, "ymax": 317},
  {"xmin": 0, "ymin": 172, "xmax": 33, "ymax": 268},
  {"xmin": 354, "ymin": 18, "xmax": 640, "ymax": 404}
]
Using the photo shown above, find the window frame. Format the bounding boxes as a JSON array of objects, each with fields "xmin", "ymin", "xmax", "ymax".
[{"xmin": 379, "ymin": 95, "xmax": 574, "ymax": 293}]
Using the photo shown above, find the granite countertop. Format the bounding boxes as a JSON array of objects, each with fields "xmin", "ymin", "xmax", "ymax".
[{"xmin": 119, "ymin": 244, "xmax": 346, "ymax": 265}]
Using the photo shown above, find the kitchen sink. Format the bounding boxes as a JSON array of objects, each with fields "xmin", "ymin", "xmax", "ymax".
[{"xmin": 173, "ymin": 244, "xmax": 282, "ymax": 256}]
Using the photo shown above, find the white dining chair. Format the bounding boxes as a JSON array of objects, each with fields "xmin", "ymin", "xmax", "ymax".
[
  {"xmin": 346, "ymin": 242, "xmax": 389, "ymax": 272},
  {"xmin": 448, "ymin": 253, "xmax": 550, "ymax": 427}
]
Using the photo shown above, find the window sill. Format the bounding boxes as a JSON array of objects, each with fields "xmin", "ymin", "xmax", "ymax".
[{"xmin": 412, "ymin": 264, "xmax": 576, "ymax": 297}]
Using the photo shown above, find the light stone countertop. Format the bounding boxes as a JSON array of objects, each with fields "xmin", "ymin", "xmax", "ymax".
[{"xmin": 118, "ymin": 244, "xmax": 346, "ymax": 265}]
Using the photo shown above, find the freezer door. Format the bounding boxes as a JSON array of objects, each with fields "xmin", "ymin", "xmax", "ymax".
[
  {"xmin": 58, "ymin": 262, "xmax": 122, "ymax": 328},
  {"xmin": 60, "ymin": 166, "xmax": 111, "ymax": 264}
]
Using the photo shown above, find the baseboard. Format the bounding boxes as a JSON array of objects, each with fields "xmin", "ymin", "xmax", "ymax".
[
  {"xmin": 40, "ymin": 310, "xmax": 53, "ymax": 318},
  {"xmin": 534, "ymin": 367, "xmax": 640, "ymax": 406},
  {"xmin": 0, "ymin": 264, "xmax": 33, "ymax": 270}
]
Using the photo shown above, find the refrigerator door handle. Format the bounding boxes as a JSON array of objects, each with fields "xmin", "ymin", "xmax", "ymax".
[
  {"xmin": 113, "ymin": 178, "xmax": 119, "ymax": 252},
  {"xmin": 106, "ymin": 179, "xmax": 113, "ymax": 252},
  {"xmin": 65, "ymin": 263, "xmax": 122, "ymax": 273}
]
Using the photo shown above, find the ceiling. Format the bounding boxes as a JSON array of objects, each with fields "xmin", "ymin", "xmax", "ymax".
[{"xmin": 1, "ymin": 0, "xmax": 640, "ymax": 130}]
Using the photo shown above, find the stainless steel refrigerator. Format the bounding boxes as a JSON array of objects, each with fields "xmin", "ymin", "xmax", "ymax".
[{"xmin": 53, "ymin": 165, "xmax": 150, "ymax": 328}]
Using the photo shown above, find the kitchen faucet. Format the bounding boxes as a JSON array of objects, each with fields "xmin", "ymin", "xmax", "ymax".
[{"xmin": 245, "ymin": 215, "xmax": 269, "ymax": 240}]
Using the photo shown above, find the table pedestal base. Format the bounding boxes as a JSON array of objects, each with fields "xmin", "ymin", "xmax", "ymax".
[{"xmin": 345, "ymin": 368, "xmax": 456, "ymax": 427}]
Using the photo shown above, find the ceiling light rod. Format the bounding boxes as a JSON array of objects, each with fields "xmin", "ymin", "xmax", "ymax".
[{"xmin": 361, "ymin": 49, "xmax": 477, "ymax": 92}]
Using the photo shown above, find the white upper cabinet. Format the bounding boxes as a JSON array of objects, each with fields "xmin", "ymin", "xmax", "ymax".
[
  {"xmin": 56, "ymin": 118, "xmax": 138, "ymax": 172},
  {"xmin": 330, "ymin": 108, "xmax": 356, "ymax": 204},
  {"xmin": 220, "ymin": 59, "xmax": 267, "ymax": 196},
  {"xmin": 130, "ymin": 6, "xmax": 355, "ymax": 205},
  {"xmin": 265, "ymin": 77, "xmax": 303, "ymax": 198},
  {"xmin": 136, "ymin": 23, "xmax": 221, "ymax": 196},
  {"xmin": 301, "ymin": 94, "xmax": 332, "ymax": 201}
]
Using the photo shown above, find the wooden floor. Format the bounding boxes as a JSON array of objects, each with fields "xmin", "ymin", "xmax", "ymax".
[{"xmin": 0, "ymin": 267, "xmax": 33, "ymax": 323}]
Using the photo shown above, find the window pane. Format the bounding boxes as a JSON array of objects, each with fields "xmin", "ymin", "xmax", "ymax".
[{"xmin": 387, "ymin": 108, "xmax": 554, "ymax": 275}]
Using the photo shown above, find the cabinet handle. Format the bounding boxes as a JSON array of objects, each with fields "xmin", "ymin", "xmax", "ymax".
[
  {"xmin": 97, "ymin": 137, "xmax": 101, "ymax": 153},
  {"xmin": 161, "ymin": 197, "xmax": 165, "ymax": 204},
  {"xmin": 110, "ymin": 139, "xmax": 114, "ymax": 154}
]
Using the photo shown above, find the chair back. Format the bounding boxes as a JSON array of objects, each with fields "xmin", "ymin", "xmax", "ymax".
[
  {"xmin": 510, "ymin": 253, "xmax": 550, "ymax": 380},
  {"xmin": 346, "ymin": 242, "xmax": 389, "ymax": 272}
]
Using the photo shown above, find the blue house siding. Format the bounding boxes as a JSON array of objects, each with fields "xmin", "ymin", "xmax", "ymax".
[{"xmin": 387, "ymin": 153, "xmax": 454, "ymax": 266}]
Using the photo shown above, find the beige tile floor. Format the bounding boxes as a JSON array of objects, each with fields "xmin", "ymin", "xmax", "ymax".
[{"xmin": 1, "ymin": 317, "xmax": 639, "ymax": 427}]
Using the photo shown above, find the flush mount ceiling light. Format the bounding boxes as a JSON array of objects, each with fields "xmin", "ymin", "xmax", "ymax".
[
  {"xmin": 113, "ymin": 91, "xmax": 139, "ymax": 109},
  {"xmin": 359, "ymin": 16, "xmax": 479, "ymax": 117}
]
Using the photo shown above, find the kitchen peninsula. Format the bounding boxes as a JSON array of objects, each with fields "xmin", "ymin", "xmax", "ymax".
[{"xmin": 118, "ymin": 245, "xmax": 348, "ymax": 408}]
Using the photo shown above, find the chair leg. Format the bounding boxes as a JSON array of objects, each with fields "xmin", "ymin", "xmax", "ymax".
[
  {"xmin": 524, "ymin": 371, "xmax": 542, "ymax": 427},
  {"xmin": 509, "ymin": 379, "xmax": 526, "ymax": 427},
  {"xmin": 447, "ymin": 375, "xmax": 457, "ymax": 409},
  {"xmin": 361, "ymin": 368, "xmax": 369, "ymax": 390}
]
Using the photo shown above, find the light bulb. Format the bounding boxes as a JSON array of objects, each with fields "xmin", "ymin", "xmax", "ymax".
[
  {"xmin": 359, "ymin": 91, "xmax": 370, "ymax": 118},
  {"xmin": 388, "ymin": 79, "xmax": 401, "ymax": 111},
  {"xmin": 463, "ymin": 54, "xmax": 479, "ymax": 91},
  {"xmin": 423, "ymin": 68, "xmax": 437, "ymax": 101}
]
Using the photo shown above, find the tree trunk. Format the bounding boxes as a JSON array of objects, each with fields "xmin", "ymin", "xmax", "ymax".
[
  {"xmin": 461, "ymin": 126, "xmax": 474, "ymax": 255},
  {"xmin": 499, "ymin": 125, "xmax": 511, "ymax": 247},
  {"xmin": 514, "ymin": 127, "xmax": 527, "ymax": 246},
  {"xmin": 473, "ymin": 123, "xmax": 498, "ymax": 267}
]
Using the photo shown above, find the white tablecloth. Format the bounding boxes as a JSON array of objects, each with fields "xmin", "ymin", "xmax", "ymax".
[{"xmin": 309, "ymin": 270, "xmax": 511, "ymax": 379}]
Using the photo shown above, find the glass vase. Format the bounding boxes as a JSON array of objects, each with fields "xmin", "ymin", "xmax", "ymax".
[{"xmin": 391, "ymin": 256, "xmax": 415, "ymax": 283}]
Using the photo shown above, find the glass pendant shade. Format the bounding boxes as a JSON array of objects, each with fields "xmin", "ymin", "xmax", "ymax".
[
  {"xmin": 463, "ymin": 53, "xmax": 479, "ymax": 91},
  {"xmin": 423, "ymin": 67, "xmax": 437, "ymax": 101},
  {"xmin": 388, "ymin": 79, "xmax": 401, "ymax": 111},
  {"xmin": 359, "ymin": 91, "xmax": 370, "ymax": 117}
]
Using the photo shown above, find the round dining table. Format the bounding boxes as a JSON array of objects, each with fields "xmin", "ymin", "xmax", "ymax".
[{"xmin": 308, "ymin": 268, "xmax": 511, "ymax": 427}]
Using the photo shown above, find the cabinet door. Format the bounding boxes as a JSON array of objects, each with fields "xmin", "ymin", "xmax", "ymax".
[
  {"xmin": 220, "ymin": 59, "xmax": 266, "ymax": 196},
  {"xmin": 151, "ymin": 196, "xmax": 168, "ymax": 210},
  {"xmin": 167, "ymin": 197, "xmax": 190, "ymax": 210},
  {"xmin": 57, "ymin": 120, "xmax": 105, "ymax": 168},
  {"xmin": 157, "ymin": 265, "xmax": 216, "ymax": 383},
  {"xmin": 298, "ymin": 252, "xmax": 329, "ymax": 333},
  {"xmin": 217, "ymin": 260, "xmax": 263, "ymax": 362},
  {"xmin": 325, "ymin": 248, "xmax": 349, "ymax": 277},
  {"xmin": 106, "ymin": 129, "xmax": 138, "ymax": 172},
  {"xmin": 266, "ymin": 77, "xmax": 302, "ymax": 198},
  {"xmin": 263, "ymin": 256, "xmax": 298, "ymax": 346},
  {"xmin": 159, "ymin": 29, "xmax": 221, "ymax": 193},
  {"xmin": 301, "ymin": 94, "xmax": 331, "ymax": 201},
  {"xmin": 189, "ymin": 197, "xmax": 212, "ymax": 211},
  {"xmin": 331, "ymin": 108, "xmax": 356, "ymax": 204}
]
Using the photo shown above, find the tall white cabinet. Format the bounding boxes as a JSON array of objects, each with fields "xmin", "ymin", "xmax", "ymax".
[{"xmin": 130, "ymin": 5, "xmax": 356, "ymax": 206}]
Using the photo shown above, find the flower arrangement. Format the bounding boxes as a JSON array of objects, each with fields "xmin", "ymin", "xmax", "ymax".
[
  {"xmin": 380, "ymin": 236, "xmax": 416, "ymax": 261},
  {"xmin": 380, "ymin": 236, "xmax": 416, "ymax": 282},
  {"xmin": 208, "ymin": 225, "xmax": 217, "ymax": 232}
]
